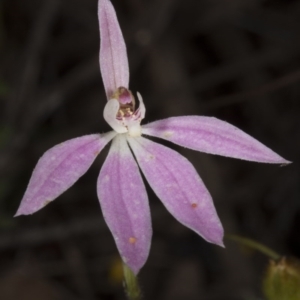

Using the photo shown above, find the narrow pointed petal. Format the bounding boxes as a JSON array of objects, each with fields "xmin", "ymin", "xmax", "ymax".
[
  {"xmin": 128, "ymin": 136, "xmax": 223, "ymax": 246},
  {"xmin": 16, "ymin": 132, "xmax": 116, "ymax": 216},
  {"xmin": 136, "ymin": 92, "xmax": 146, "ymax": 119},
  {"xmin": 142, "ymin": 116, "xmax": 290, "ymax": 164},
  {"xmin": 97, "ymin": 135, "xmax": 152, "ymax": 274},
  {"xmin": 99, "ymin": 0, "xmax": 129, "ymax": 98}
]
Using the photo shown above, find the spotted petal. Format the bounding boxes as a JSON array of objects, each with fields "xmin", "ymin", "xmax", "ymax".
[
  {"xmin": 15, "ymin": 133, "xmax": 116, "ymax": 216},
  {"xmin": 128, "ymin": 136, "xmax": 223, "ymax": 246},
  {"xmin": 97, "ymin": 134, "xmax": 152, "ymax": 274},
  {"xmin": 142, "ymin": 116, "xmax": 289, "ymax": 164},
  {"xmin": 99, "ymin": 0, "xmax": 129, "ymax": 98}
]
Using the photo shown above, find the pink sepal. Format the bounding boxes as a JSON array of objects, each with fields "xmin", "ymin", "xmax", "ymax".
[
  {"xmin": 128, "ymin": 136, "xmax": 224, "ymax": 247},
  {"xmin": 142, "ymin": 116, "xmax": 290, "ymax": 164},
  {"xmin": 97, "ymin": 134, "xmax": 152, "ymax": 274},
  {"xmin": 99, "ymin": 0, "xmax": 129, "ymax": 98},
  {"xmin": 15, "ymin": 132, "xmax": 116, "ymax": 216}
]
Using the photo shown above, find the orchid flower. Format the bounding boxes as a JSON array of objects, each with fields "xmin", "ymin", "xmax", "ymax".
[{"xmin": 15, "ymin": 0, "xmax": 290, "ymax": 274}]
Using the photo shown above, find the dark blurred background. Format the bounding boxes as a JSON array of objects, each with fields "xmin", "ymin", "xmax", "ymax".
[{"xmin": 0, "ymin": 0, "xmax": 299, "ymax": 299}]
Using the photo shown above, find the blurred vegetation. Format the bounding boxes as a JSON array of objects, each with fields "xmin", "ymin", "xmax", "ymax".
[{"xmin": 263, "ymin": 257, "xmax": 300, "ymax": 300}]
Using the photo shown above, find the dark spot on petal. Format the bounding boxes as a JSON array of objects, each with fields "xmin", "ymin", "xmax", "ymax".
[
  {"xmin": 191, "ymin": 203, "xmax": 197, "ymax": 208},
  {"xmin": 129, "ymin": 237, "xmax": 137, "ymax": 244}
]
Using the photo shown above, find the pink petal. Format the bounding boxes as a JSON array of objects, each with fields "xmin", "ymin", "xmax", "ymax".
[
  {"xmin": 128, "ymin": 136, "xmax": 224, "ymax": 247},
  {"xmin": 142, "ymin": 116, "xmax": 290, "ymax": 164},
  {"xmin": 15, "ymin": 132, "xmax": 116, "ymax": 216},
  {"xmin": 97, "ymin": 134, "xmax": 151, "ymax": 274},
  {"xmin": 98, "ymin": 0, "xmax": 129, "ymax": 98}
]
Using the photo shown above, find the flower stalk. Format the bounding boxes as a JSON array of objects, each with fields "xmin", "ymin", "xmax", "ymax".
[
  {"xmin": 123, "ymin": 264, "xmax": 142, "ymax": 300},
  {"xmin": 226, "ymin": 234, "xmax": 280, "ymax": 260}
]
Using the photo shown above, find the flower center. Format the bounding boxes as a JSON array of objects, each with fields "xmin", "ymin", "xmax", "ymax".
[
  {"xmin": 103, "ymin": 87, "xmax": 146, "ymax": 137},
  {"xmin": 112, "ymin": 87, "xmax": 135, "ymax": 119}
]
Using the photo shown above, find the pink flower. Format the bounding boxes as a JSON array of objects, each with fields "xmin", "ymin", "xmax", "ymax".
[{"xmin": 15, "ymin": 0, "xmax": 290, "ymax": 274}]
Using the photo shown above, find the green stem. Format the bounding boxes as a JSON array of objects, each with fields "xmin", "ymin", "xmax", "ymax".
[
  {"xmin": 123, "ymin": 264, "xmax": 142, "ymax": 300},
  {"xmin": 225, "ymin": 234, "xmax": 281, "ymax": 261}
]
